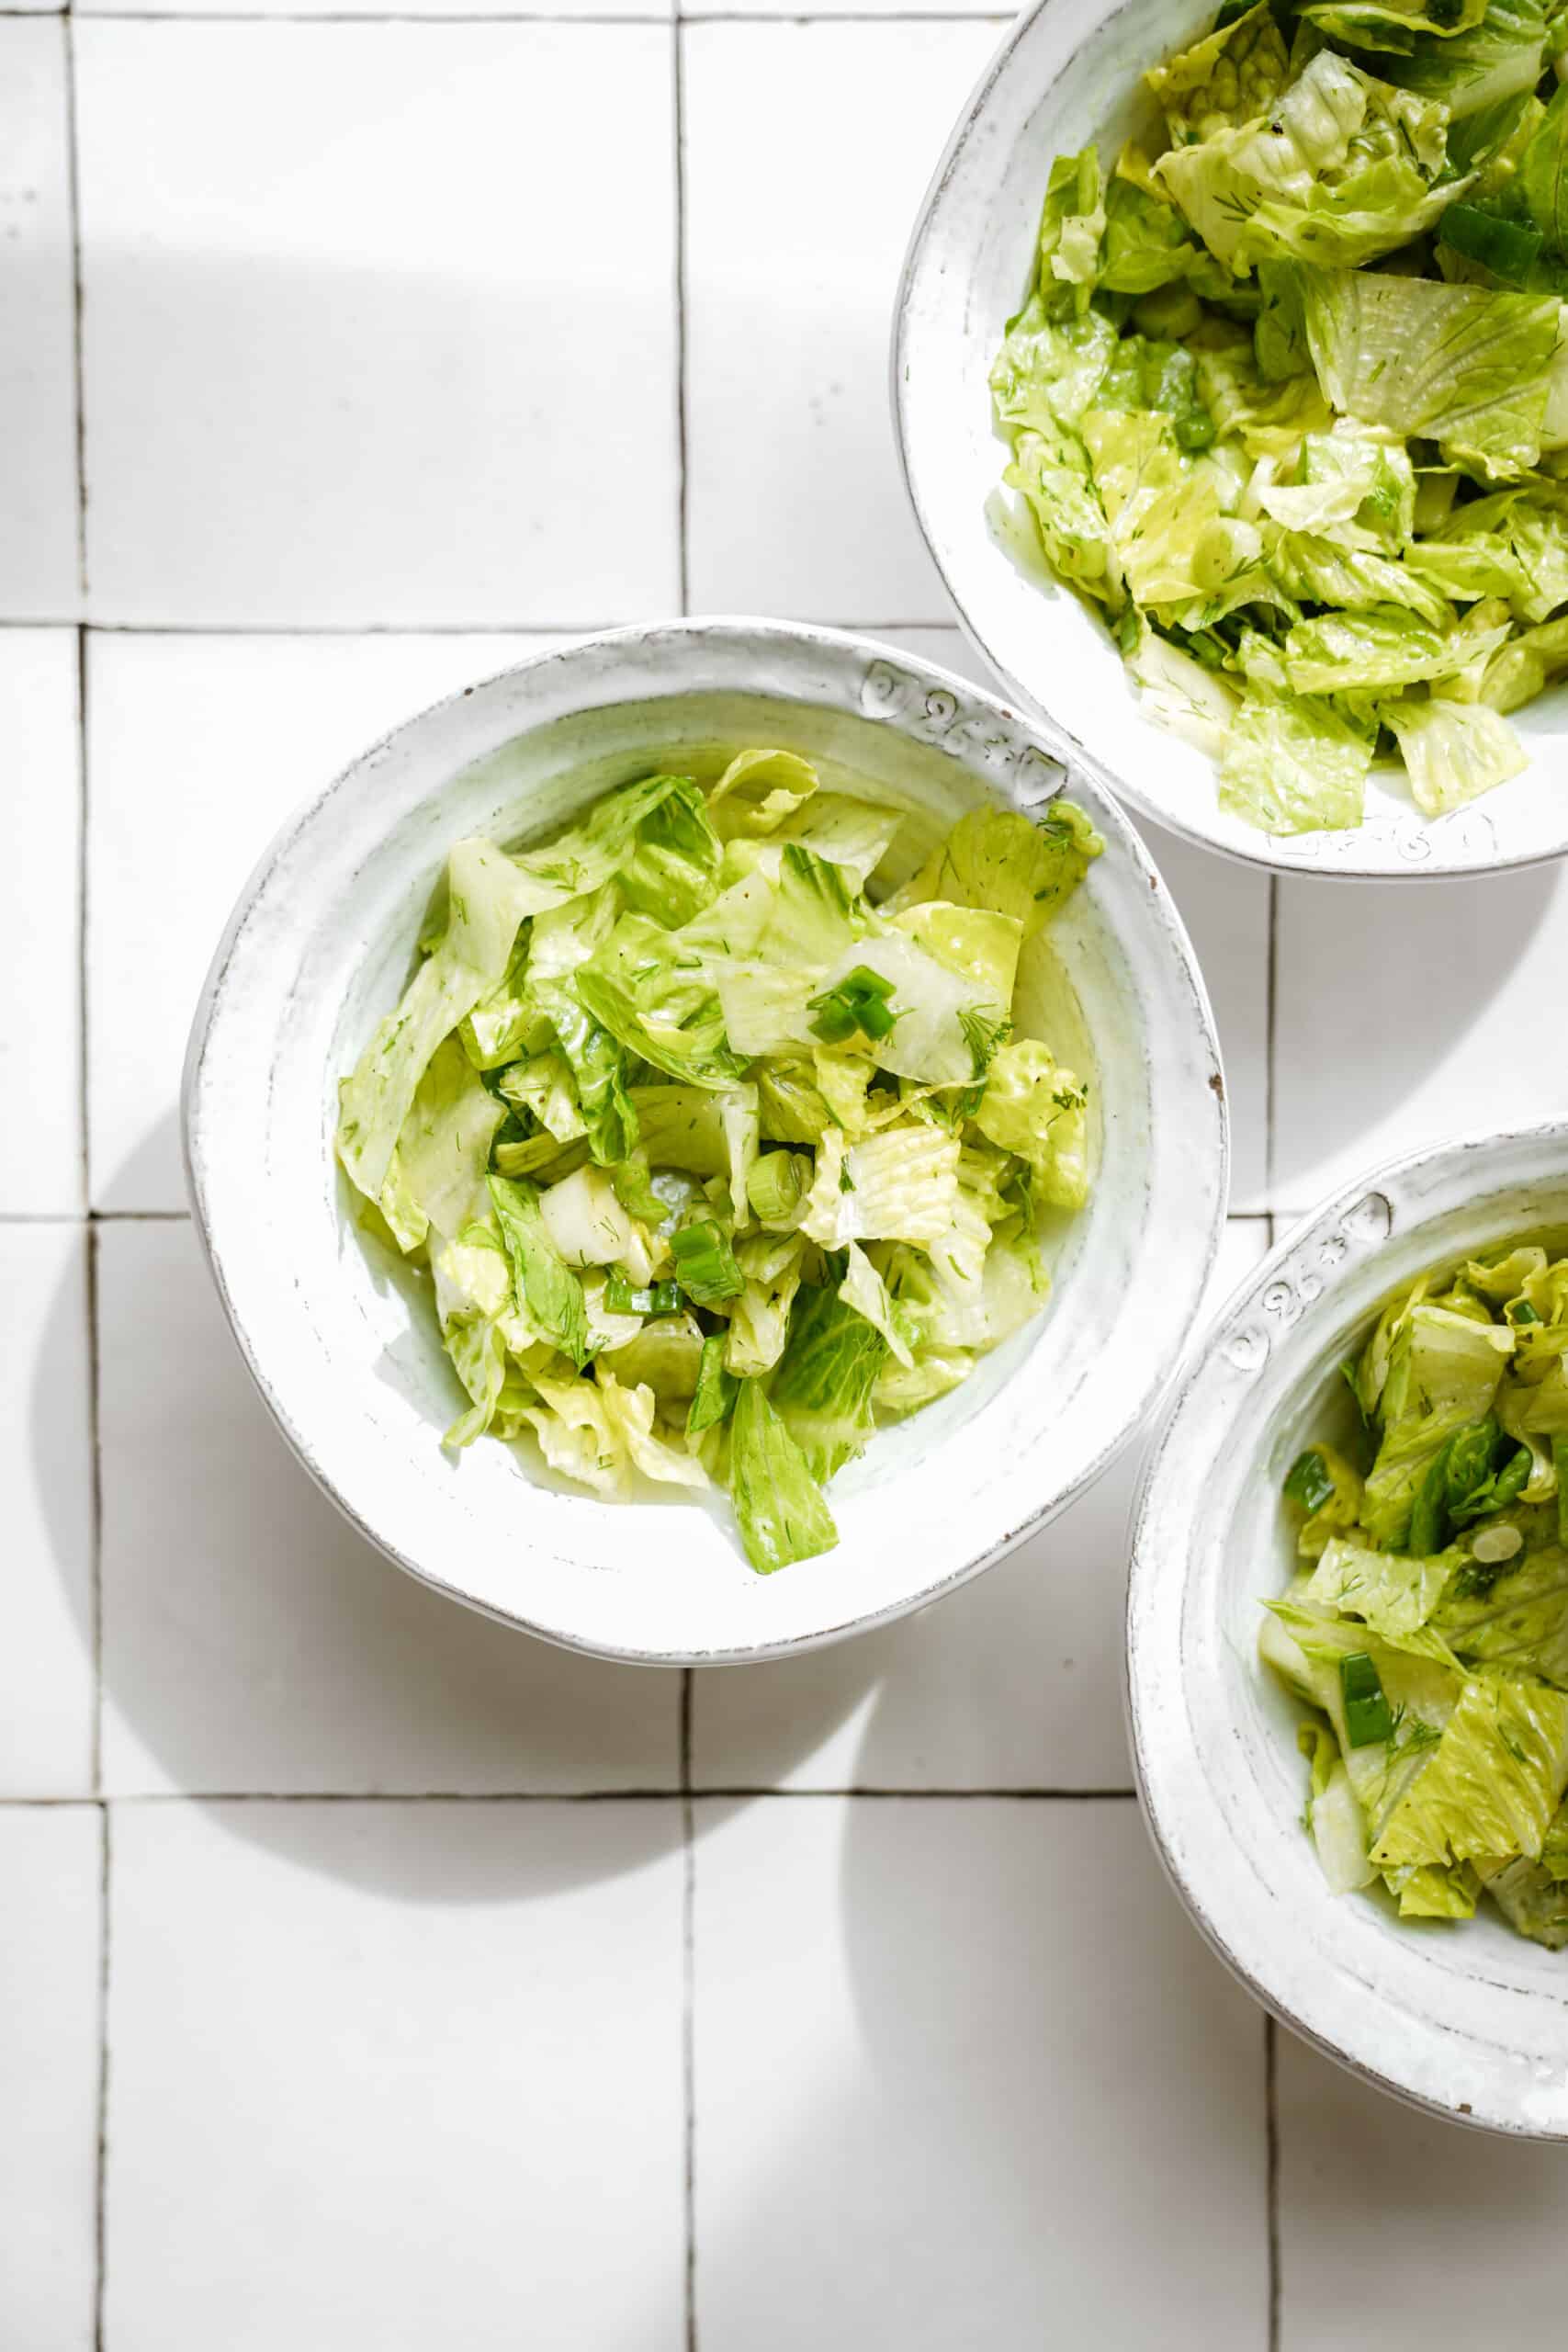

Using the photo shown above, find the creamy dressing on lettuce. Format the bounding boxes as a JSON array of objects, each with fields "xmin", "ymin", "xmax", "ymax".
[
  {"xmin": 335, "ymin": 753, "xmax": 1100, "ymax": 1574},
  {"xmin": 995, "ymin": 0, "xmax": 1568, "ymax": 834}
]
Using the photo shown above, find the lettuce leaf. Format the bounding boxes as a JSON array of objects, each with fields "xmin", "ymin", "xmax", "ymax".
[
  {"xmin": 727, "ymin": 1379, "xmax": 838, "ymax": 1574},
  {"xmin": 1145, "ymin": 3, "xmax": 1292, "ymax": 148},
  {"xmin": 1371, "ymin": 1672, "xmax": 1568, "ymax": 1868},
  {"xmin": 488, "ymin": 1173, "xmax": 589, "ymax": 1370},
  {"xmin": 1379, "ymin": 695, "xmax": 1529, "ymax": 815},
  {"xmin": 1218, "ymin": 684, "xmax": 1373, "ymax": 833},
  {"xmin": 769, "ymin": 1282, "xmax": 889, "ymax": 1481}
]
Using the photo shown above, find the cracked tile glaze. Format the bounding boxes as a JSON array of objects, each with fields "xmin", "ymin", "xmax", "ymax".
[
  {"xmin": 183, "ymin": 619, "xmax": 1225, "ymax": 1666},
  {"xmin": 893, "ymin": 0, "xmax": 1568, "ymax": 880},
  {"xmin": 1129, "ymin": 1122, "xmax": 1568, "ymax": 2139}
]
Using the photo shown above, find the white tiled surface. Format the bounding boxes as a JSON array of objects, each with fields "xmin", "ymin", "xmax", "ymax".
[{"xmin": 7, "ymin": 8, "xmax": 1568, "ymax": 2344}]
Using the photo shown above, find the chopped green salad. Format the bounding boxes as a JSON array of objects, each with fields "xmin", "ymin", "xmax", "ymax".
[
  {"xmin": 1261, "ymin": 1241, "xmax": 1568, "ymax": 1946},
  {"xmin": 334, "ymin": 753, "xmax": 1100, "ymax": 1573},
  {"xmin": 993, "ymin": 0, "xmax": 1568, "ymax": 835}
]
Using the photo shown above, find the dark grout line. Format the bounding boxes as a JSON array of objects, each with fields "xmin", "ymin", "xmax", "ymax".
[
  {"xmin": 62, "ymin": 16, "xmax": 88, "ymax": 605},
  {"xmin": 92, "ymin": 1802, "xmax": 111, "ymax": 2352},
  {"xmin": 679, "ymin": 1673, "xmax": 697, "ymax": 2352},
  {"xmin": 1265, "ymin": 2014, "xmax": 1280, "ymax": 2352},
  {"xmin": 85, "ymin": 1222, "xmax": 104, "ymax": 1795},
  {"xmin": 672, "ymin": 17, "xmax": 689, "ymax": 618},
  {"xmin": 74, "ymin": 7, "xmax": 673, "ymax": 19},
  {"xmin": 0, "ymin": 1784, "xmax": 1139, "ymax": 1805},
  {"xmin": 0, "ymin": 615, "xmax": 967, "ymax": 635},
  {"xmin": 0, "ymin": 1210, "xmax": 192, "ymax": 1225},
  {"xmin": 1264, "ymin": 874, "xmax": 1280, "ymax": 1209}
]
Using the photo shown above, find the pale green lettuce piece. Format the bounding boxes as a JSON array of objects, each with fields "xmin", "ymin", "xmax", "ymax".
[
  {"xmin": 616, "ymin": 778, "xmax": 722, "ymax": 928},
  {"xmin": 441, "ymin": 1312, "xmax": 508, "ymax": 1450},
  {"xmin": 535, "ymin": 982, "xmax": 638, "ymax": 1166},
  {"xmin": 767, "ymin": 795, "xmax": 907, "ymax": 890},
  {"xmin": 1435, "ymin": 1547, "xmax": 1568, "ymax": 1685},
  {"xmin": 595, "ymin": 1370, "xmax": 709, "ymax": 1490},
  {"xmin": 1296, "ymin": 265, "xmax": 1562, "ymax": 479},
  {"xmin": 810, "ymin": 932, "xmax": 1010, "ymax": 1091},
  {"xmin": 874, "ymin": 1346, "xmax": 975, "ymax": 1415},
  {"xmin": 1145, "ymin": 2, "xmax": 1291, "ymax": 148},
  {"xmin": 1434, "ymin": 488, "xmax": 1568, "ymax": 622},
  {"xmin": 755, "ymin": 843, "xmax": 870, "ymax": 968},
  {"xmin": 1036, "ymin": 146, "xmax": 1106, "ymax": 311},
  {"xmin": 799, "ymin": 1125, "xmax": 961, "ymax": 1251},
  {"xmin": 973, "ymin": 1041, "xmax": 1089, "ymax": 1210},
  {"xmin": 1126, "ymin": 628, "xmax": 1241, "ymax": 758},
  {"xmin": 498, "ymin": 1052, "xmax": 585, "ymax": 1145},
  {"xmin": 603, "ymin": 1312, "xmax": 706, "ymax": 1402},
  {"xmin": 1280, "ymin": 608, "xmax": 1510, "ymax": 695},
  {"xmin": 1218, "ymin": 685, "xmax": 1373, "ymax": 835},
  {"xmin": 536, "ymin": 1163, "xmax": 649, "ymax": 1276},
  {"xmin": 1079, "ymin": 412, "xmax": 1235, "ymax": 609},
  {"xmin": 717, "ymin": 1084, "xmax": 761, "ymax": 1227},
  {"xmin": 892, "ymin": 803, "xmax": 1101, "ymax": 936},
  {"xmin": 1004, "ymin": 421, "xmax": 1121, "ymax": 608},
  {"xmin": 1303, "ymin": 1724, "xmax": 1376, "ymax": 1895},
  {"xmin": 991, "ymin": 293, "xmax": 1119, "ymax": 433},
  {"xmin": 628, "ymin": 1084, "xmax": 728, "ymax": 1176},
  {"xmin": 1361, "ymin": 1305, "xmax": 1515, "ymax": 1546},
  {"xmin": 1378, "ymin": 0, "xmax": 1546, "ymax": 118},
  {"xmin": 1098, "ymin": 172, "xmax": 1206, "ymax": 297},
  {"xmin": 1305, "ymin": 1537, "xmax": 1458, "ymax": 1659},
  {"xmin": 338, "ymin": 838, "xmax": 536, "ymax": 1204},
  {"xmin": 728, "ymin": 1378, "xmax": 839, "ymax": 1573},
  {"xmin": 707, "ymin": 749, "xmax": 818, "ymax": 841},
  {"xmin": 1371, "ymin": 1673, "xmax": 1568, "ymax": 1869},
  {"xmin": 723, "ymin": 1231, "xmax": 807, "ymax": 1377},
  {"xmin": 488, "ymin": 1173, "xmax": 588, "ymax": 1371},
  {"xmin": 1153, "ymin": 51, "xmax": 1455, "ymax": 273},
  {"xmin": 1379, "ymin": 696, "xmax": 1529, "ymax": 816},
  {"xmin": 574, "ymin": 912, "xmax": 748, "ymax": 1091},
  {"xmin": 839, "ymin": 1241, "xmax": 917, "ymax": 1368},
  {"xmin": 1483, "ymin": 1852, "xmax": 1568, "ymax": 1945},
  {"xmin": 769, "ymin": 1283, "xmax": 889, "ymax": 1482},
  {"xmin": 1264, "ymin": 531, "xmax": 1450, "ymax": 628},
  {"xmin": 890, "ymin": 902, "xmax": 1023, "ymax": 1005},
  {"xmin": 390, "ymin": 1035, "xmax": 507, "ymax": 1244},
  {"xmin": 713, "ymin": 961, "xmax": 817, "ymax": 1061},
  {"xmin": 1301, "ymin": 0, "xmax": 1486, "ymax": 47}
]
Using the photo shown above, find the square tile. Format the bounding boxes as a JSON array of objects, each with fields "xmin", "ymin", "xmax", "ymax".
[
  {"xmin": 693, "ymin": 1796, "xmax": 1268, "ymax": 2347},
  {"xmin": 75, "ymin": 23, "xmax": 678, "ymax": 625},
  {"xmin": 871, "ymin": 628, "xmax": 1272, "ymax": 1208},
  {"xmin": 106, "ymin": 1800, "xmax": 684, "ymax": 2351},
  {"xmin": 96, "ymin": 1221, "xmax": 682, "ymax": 1794},
  {"xmin": 0, "ymin": 1805, "xmax": 100, "ymax": 2352},
  {"xmin": 0, "ymin": 1226, "xmax": 95, "ymax": 1797},
  {"xmin": 692, "ymin": 1219, "xmax": 1269, "ymax": 1792},
  {"xmin": 1273, "ymin": 862, "xmax": 1568, "ymax": 1216},
  {"xmin": 0, "ymin": 21, "xmax": 78, "ymax": 616},
  {"xmin": 682, "ymin": 22, "xmax": 999, "ymax": 621},
  {"xmin": 85, "ymin": 630, "xmax": 555, "ymax": 1212},
  {"xmin": 1277, "ymin": 2030, "xmax": 1568, "ymax": 2352},
  {"xmin": 0, "ymin": 628, "xmax": 82, "ymax": 1213}
]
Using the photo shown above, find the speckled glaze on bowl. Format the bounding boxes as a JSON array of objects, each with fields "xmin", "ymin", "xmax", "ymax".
[
  {"xmin": 1129, "ymin": 1123, "xmax": 1568, "ymax": 2140},
  {"xmin": 893, "ymin": 0, "xmax": 1568, "ymax": 882},
  {"xmin": 185, "ymin": 617, "xmax": 1226, "ymax": 1667}
]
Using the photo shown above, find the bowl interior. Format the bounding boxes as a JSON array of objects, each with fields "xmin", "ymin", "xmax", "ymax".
[
  {"xmin": 896, "ymin": 0, "xmax": 1568, "ymax": 879},
  {"xmin": 1130, "ymin": 1131, "xmax": 1568, "ymax": 2136},
  {"xmin": 188, "ymin": 628, "xmax": 1225, "ymax": 1664}
]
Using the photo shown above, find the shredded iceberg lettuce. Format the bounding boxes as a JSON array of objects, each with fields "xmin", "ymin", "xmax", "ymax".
[
  {"xmin": 1263, "ymin": 1238, "xmax": 1568, "ymax": 1946},
  {"xmin": 337, "ymin": 763, "xmax": 1100, "ymax": 1575},
  {"xmin": 993, "ymin": 0, "xmax": 1568, "ymax": 834}
]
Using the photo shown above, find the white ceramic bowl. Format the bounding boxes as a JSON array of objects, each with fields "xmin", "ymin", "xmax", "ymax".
[
  {"xmin": 185, "ymin": 618, "xmax": 1226, "ymax": 1667},
  {"xmin": 894, "ymin": 0, "xmax": 1568, "ymax": 881},
  {"xmin": 1129, "ymin": 1122, "xmax": 1568, "ymax": 2139}
]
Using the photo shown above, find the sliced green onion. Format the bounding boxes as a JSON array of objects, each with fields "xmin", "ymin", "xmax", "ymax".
[
  {"xmin": 1508, "ymin": 1298, "xmax": 1540, "ymax": 1326},
  {"xmin": 1340, "ymin": 1652, "xmax": 1395, "ymax": 1748},
  {"xmin": 1282, "ymin": 1447, "xmax": 1335, "ymax": 1515},
  {"xmin": 746, "ymin": 1149, "xmax": 809, "ymax": 1227},
  {"xmin": 686, "ymin": 1333, "xmax": 739, "ymax": 1435},
  {"xmin": 807, "ymin": 966, "xmax": 897, "ymax": 1046},
  {"xmin": 671, "ymin": 1218, "xmax": 744, "ymax": 1306},
  {"xmin": 604, "ymin": 1270, "xmax": 683, "ymax": 1317}
]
